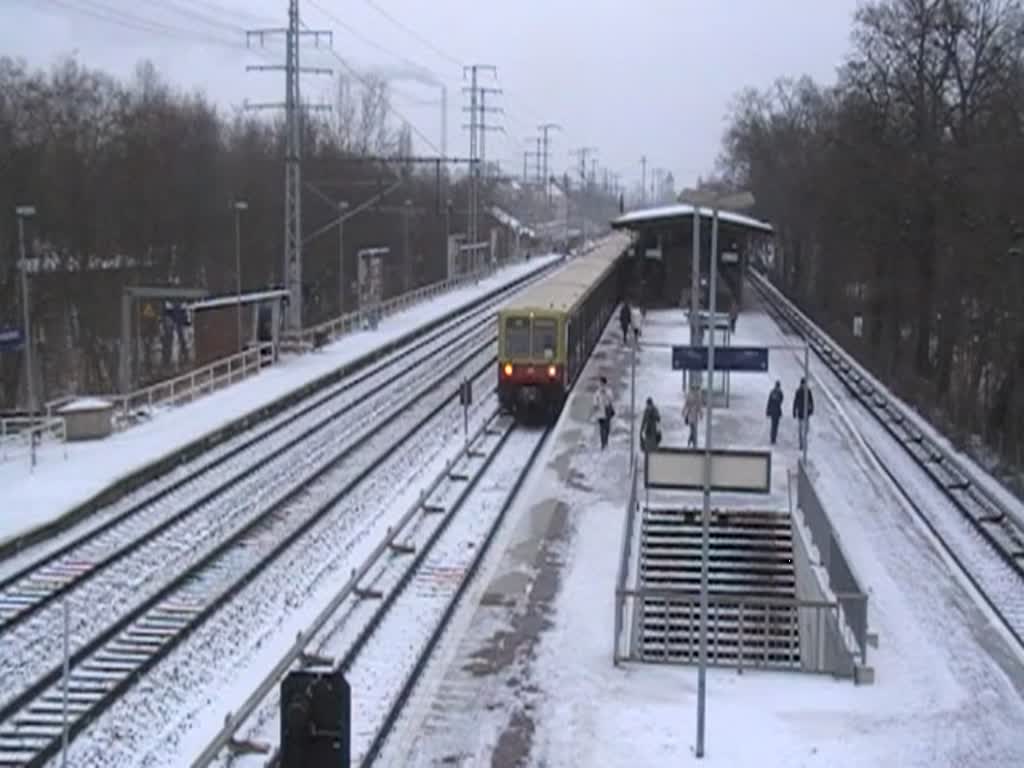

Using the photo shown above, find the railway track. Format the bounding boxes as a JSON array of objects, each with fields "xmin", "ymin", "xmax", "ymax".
[
  {"xmin": 0, "ymin": 325, "xmax": 502, "ymax": 714},
  {"xmin": 0, "ymin": 260, "xmax": 563, "ymax": 719},
  {"xmin": 0, "ymin": 337, "xmax": 504, "ymax": 766},
  {"xmin": 749, "ymin": 270, "xmax": 1024, "ymax": 652},
  {"xmin": 184, "ymin": 416, "xmax": 547, "ymax": 768}
]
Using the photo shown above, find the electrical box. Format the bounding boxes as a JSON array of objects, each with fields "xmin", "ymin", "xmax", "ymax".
[{"xmin": 280, "ymin": 669, "xmax": 351, "ymax": 768}]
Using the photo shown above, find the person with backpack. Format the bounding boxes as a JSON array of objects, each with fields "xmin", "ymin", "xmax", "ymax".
[
  {"xmin": 765, "ymin": 380, "xmax": 784, "ymax": 445},
  {"xmin": 640, "ymin": 397, "xmax": 661, "ymax": 452},
  {"xmin": 593, "ymin": 376, "xmax": 614, "ymax": 450},
  {"xmin": 793, "ymin": 377, "xmax": 815, "ymax": 450}
]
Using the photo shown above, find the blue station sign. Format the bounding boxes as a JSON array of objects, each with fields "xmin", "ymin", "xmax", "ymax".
[
  {"xmin": 0, "ymin": 327, "xmax": 24, "ymax": 351},
  {"xmin": 672, "ymin": 345, "xmax": 769, "ymax": 372}
]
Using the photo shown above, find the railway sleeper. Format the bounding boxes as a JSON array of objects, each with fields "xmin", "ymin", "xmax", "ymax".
[
  {"xmin": 299, "ymin": 651, "xmax": 334, "ymax": 668},
  {"xmin": 229, "ymin": 737, "xmax": 271, "ymax": 756},
  {"xmin": 388, "ymin": 541, "xmax": 416, "ymax": 555},
  {"xmin": 422, "ymin": 503, "xmax": 447, "ymax": 514},
  {"xmin": 354, "ymin": 586, "xmax": 384, "ymax": 600}
]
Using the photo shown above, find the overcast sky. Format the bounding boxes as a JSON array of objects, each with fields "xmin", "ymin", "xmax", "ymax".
[{"xmin": 3, "ymin": 0, "xmax": 862, "ymax": 191}]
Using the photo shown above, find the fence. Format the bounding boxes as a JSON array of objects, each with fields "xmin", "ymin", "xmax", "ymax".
[
  {"xmin": 796, "ymin": 460, "xmax": 871, "ymax": 665},
  {"xmin": 283, "ymin": 260, "xmax": 508, "ymax": 353},
  {"xmin": 44, "ymin": 343, "xmax": 274, "ymax": 432},
  {"xmin": 616, "ymin": 588, "xmax": 854, "ymax": 676},
  {"xmin": 0, "ymin": 415, "xmax": 67, "ymax": 463}
]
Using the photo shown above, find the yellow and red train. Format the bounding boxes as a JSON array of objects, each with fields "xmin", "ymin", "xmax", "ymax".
[{"xmin": 497, "ymin": 233, "xmax": 630, "ymax": 421}]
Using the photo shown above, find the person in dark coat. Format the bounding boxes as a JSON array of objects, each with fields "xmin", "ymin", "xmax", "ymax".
[
  {"xmin": 619, "ymin": 302, "xmax": 631, "ymax": 344},
  {"xmin": 766, "ymin": 380, "xmax": 784, "ymax": 445},
  {"xmin": 793, "ymin": 377, "xmax": 815, "ymax": 450},
  {"xmin": 640, "ymin": 397, "xmax": 661, "ymax": 452}
]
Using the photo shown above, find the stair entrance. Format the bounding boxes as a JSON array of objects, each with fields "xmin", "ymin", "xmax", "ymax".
[{"xmin": 635, "ymin": 508, "xmax": 801, "ymax": 669}]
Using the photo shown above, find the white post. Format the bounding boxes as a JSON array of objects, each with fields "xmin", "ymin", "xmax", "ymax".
[
  {"xmin": 17, "ymin": 209, "xmax": 37, "ymax": 469},
  {"xmin": 62, "ymin": 598, "xmax": 70, "ymax": 765},
  {"xmin": 630, "ymin": 335, "xmax": 637, "ymax": 472},
  {"xmin": 696, "ymin": 205, "xmax": 719, "ymax": 759},
  {"xmin": 802, "ymin": 345, "xmax": 810, "ymax": 462}
]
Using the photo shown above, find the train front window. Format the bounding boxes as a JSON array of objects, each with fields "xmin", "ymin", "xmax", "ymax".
[
  {"xmin": 533, "ymin": 319, "xmax": 557, "ymax": 360},
  {"xmin": 505, "ymin": 317, "xmax": 531, "ymax": 357}
]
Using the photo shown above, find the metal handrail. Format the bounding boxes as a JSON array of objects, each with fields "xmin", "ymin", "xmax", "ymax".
[
  {"xmin": 0, "ymin": 416, "xmax": 67, "ymax": 462},
  {"xmin": 285, "ymin": 262, "xmax": 508, "ymax": 351},
  {"xmin": 613, "ymin": 460, "xmax": 640, "ymax": 664},
  {"xmin": 43, "ymin": 343, "xmax": 274, "ymax": 430}
]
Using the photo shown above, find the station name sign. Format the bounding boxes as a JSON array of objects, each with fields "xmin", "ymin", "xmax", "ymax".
[{"xmin": 671, "ymin": 345, "xmax": 769, "ymax": 372}]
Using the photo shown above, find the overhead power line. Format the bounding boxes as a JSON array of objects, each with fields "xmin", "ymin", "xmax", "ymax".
[{"xmin": 360, "ymin": 0, "xmax": 464, "ymax": 69}]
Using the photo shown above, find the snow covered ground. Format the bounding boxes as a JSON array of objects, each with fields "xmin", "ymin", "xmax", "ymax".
[
  {"xmin": 383, "ymin": 303, "xmax": 1024, "ymax": 767},
  {"xmin": 0, "ymin": 255, "xmax": 560, "ymax": 549}
]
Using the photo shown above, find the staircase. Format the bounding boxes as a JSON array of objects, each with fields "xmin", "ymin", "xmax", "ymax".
[{"xmin": 636, "ymin": 508, "xmax": 802, "ymax": 669}]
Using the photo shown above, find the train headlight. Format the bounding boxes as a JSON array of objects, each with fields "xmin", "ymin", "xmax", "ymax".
[
  {"xmin": 547, "ymin": 365, "xmax": 557, "ymax": 378},
  {"xmin": 503, "ymin": 363, "xmax": 513, "ymax": 377}
]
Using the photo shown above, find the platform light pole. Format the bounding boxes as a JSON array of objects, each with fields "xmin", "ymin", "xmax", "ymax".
[
  {"xmin": 338, "ymin": 200, "xmax": 349, "ymax": 314},
  {"xmin": 232, "ymin": 200, "xmax": 248, "ymax": 353},
  {"xmin": 677, "ymin": 188, "xmax": 755, "ymax": 759},
  {"xmin": 16, "ymin": 205, "xmax": 37, "ymax": 469}
]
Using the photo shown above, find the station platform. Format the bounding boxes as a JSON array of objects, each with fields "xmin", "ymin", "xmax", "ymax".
[
  {"xmin": 383, "ymin": 299, "xmax": 1024, "ymax": 767},
  {"xmin": 0, "ymin": 256, "xmax": 560, "ymax": 551}
]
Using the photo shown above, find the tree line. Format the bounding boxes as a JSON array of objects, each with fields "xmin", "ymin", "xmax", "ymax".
[
  {"xmin": 721, "ymin": 0, "xmax": 1024, "ymax": 493},
  {"xmin": 0, "ymin": 57, "xmax": 528, "ymax": 409}
]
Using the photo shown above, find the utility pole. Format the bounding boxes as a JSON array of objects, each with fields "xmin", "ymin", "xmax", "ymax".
[
  {"xmin": 571, "ymin": 147, "xmax": 597, "ymax": 245},
  {"xmin": 245, "ymin": 0, "xmax": 332, "ymax": 332},
  {"xmin": 641, "ymin": 155, "xmax": 647, "ymax": 206},
  {"xmin": 462, "ymin": 64, "xmax": 497, "ymax": 252},
  {"xmin": 538, "ymin": 122, "xmax": 561, "ymax": 204},
  {"xmin": 15, "ymin": 205, "xmax": 36, "ymax": 469},
  {"xmin": 478, "ymin": 86, "xmax": 504, "ymax": 180},
  {"xmin": 440, "ymin": 84, "xmax": 448, "ymax": 160}
]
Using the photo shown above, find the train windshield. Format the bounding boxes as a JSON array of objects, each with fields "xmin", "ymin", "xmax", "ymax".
[
  {"xmin": 504, "ymin": 317, "xmax": 531, "ymax": 357},
  {"xmin": 533, "ymin": 319, "xmax": 557, "ymax": 360}
]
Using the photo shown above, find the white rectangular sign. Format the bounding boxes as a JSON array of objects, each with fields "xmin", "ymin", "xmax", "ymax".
[{"xmin": 645, "ymin": 447, "xmax": 772, "ymax": 494}]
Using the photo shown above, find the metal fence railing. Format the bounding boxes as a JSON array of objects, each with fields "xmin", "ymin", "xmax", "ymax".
[
  {"xmin": 282, "ymin": 261, "xmax": 511, "ymax": 353},
  {"xmin": 43, "ymin": 343, "xmax": 274, "ymax": 432},
  {"xmin": 0, "ymin": 416, "xmax": 67, "ymax": 463},
  {"xmin": 617, "ymin": 588, "xmax": 855, "ymax": 677},
  {"xmin": 797, "ymin": 460, "xmax": 871, "ymax": 665}
]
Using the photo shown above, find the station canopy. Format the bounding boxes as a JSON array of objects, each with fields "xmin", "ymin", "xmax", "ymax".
[{"xmin": 610, "ymin": 203, "xmax": 773, "ymax": 234}]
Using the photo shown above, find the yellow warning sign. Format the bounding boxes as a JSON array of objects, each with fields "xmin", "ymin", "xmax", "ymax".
[{"xmin": 141, "ymin": 302, "xmax": 156, "ymax": 320}]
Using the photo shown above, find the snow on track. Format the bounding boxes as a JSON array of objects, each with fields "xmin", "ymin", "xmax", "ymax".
[
  {"xmin": 0, "ymin": 345, "xmax": 498, "ymax": 767},
  {"xmin": 56, "ymin": 368, "xmax": 505, "ymax": 767},
  {"xmin": 0, "ymin": 327, "xmax": 496, "ymax": 715}
]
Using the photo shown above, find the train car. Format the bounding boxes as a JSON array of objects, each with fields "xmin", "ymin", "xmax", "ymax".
[{"xmin": 497, "ymin": 232, "xmax": 631, "ymax": 422}]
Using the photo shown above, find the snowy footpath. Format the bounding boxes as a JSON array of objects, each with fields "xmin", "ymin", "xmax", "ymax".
[
  {"xmin": 0, "ymin": 255, "xmax": 560, "ymax": 549},
  {"xmin": 384, "ymin": 304, "xmax": 1024, "ymax": 767}
]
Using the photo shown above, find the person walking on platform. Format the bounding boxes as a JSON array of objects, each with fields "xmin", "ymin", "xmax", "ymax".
[
  {"xmin": 640, "ymin": 397, "xmax": 661, "ymax": 452},
  {"xmin": 729, "ymin": 299, "xmax": 739, "ymax": 333},
  {"xmin": 593, "ymin": 376, "xmax": 614, "ymax": 450},
  {"xmin": 683, "ymin": 384, "xmax": 703, "ymax": 448},
  {"xmin": 619, "ymin": 302, "xmax": 632, "ymax": 344},
  {"xmin": 630, "ymin": 304, "xmax": 643, "ymax": 345},
  {"xmin": 793, "ymin": 377, "xmax": 815, "ymax": 450},
  {"xmin": 766, "ymin": 380, "xmax": 784, "ymax": 445}
]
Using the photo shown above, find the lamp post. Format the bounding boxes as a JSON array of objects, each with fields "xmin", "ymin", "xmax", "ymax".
[
  {"xmin": 444, "ymin": 199, "xmax": 453, "ymax": 280},
  {"xmin": 16, "ymin": 205, "xmax": 37, "ymax": 469},
  {"xmin": 403, "ymin": 199, "xmax": 413, "ymax": 293},
  {"xmin": 232, "ymin": 200, "xmax": 248, "ymax": 354},
  {"xmin": 338, "ymin": 200, "xmax": 349, "ymax": 314},
  {"xmin": 677, "ymin": 188, "xmax": 756, "ymax": 759}
]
